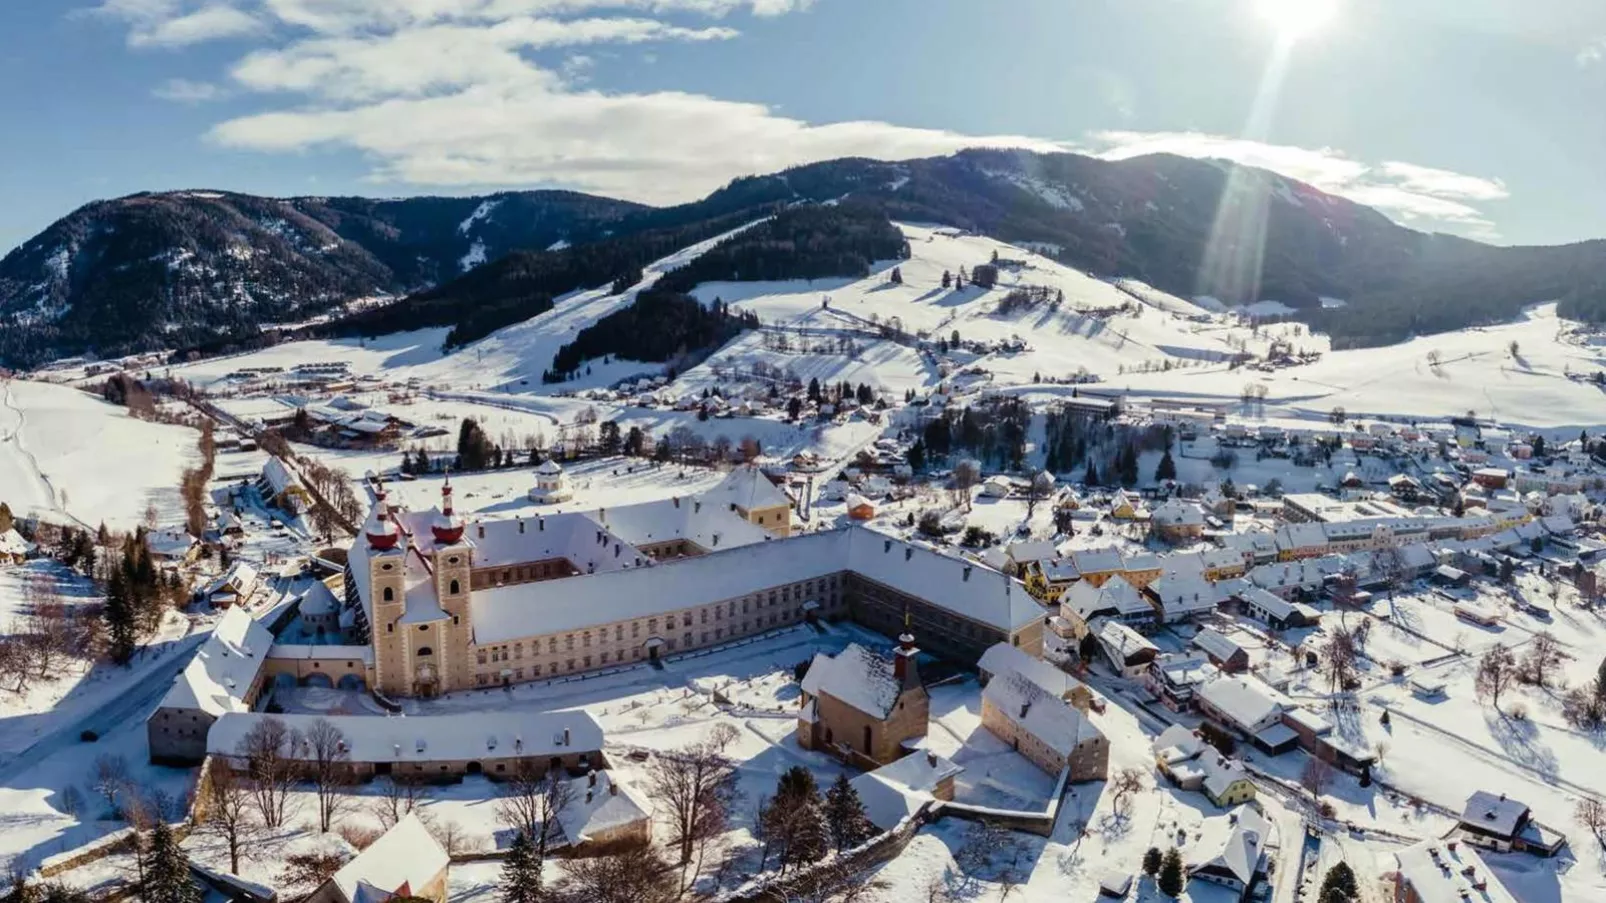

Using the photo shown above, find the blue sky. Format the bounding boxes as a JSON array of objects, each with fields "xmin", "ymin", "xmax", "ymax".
[{"xmin": 3, "ymin": 0, "xmax": 1606, "ymax": 254}]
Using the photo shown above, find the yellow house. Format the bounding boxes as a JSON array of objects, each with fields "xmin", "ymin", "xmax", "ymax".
[
  {"xmin": 1151, "ymin": 724, "xmax": 1256, "ymax": 808},
  {"xmin": 1117, "ymin": 552, "xmax": 1164, "ymax": 590},
  {"xmin": 1024, "ymin": 558, "xmax": 1080, "ymax": 604}
]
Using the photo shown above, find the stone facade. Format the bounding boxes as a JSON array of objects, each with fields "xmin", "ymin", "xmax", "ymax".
[{"xmin": 979, "ymin": 692, "xmax": 1109, "ymax": 782}]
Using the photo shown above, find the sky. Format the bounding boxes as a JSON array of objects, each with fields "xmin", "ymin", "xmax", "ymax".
[{"xmin": 3, "ymin": 0, "xmax": 1606, "ymax": 254}]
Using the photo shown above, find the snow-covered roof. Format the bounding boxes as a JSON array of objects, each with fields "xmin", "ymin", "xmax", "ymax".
[
  {"xmin": 1152, "ymin": 653, "xmax": 1218, "ymax": 689},
  {"xmin": 1152, "ymin": 501, "xmax": 1206, "ymax": 527},
  {"xmin": 1393, "ymin": 841, "xmax": 1518, "ymax": 903},
  {"xmin": 851, "ymin": 750, "xmax": 963, "ymax": 831},
  {"xmin": 1191, "ymin": 627, "xmax": 1245, "ymax": 664},
  {"xmin": 158, "ymin": 607, "xmax": 273, "ymax": 716},
  {"xmin": 470, "ymin": 526, "xmax": 1039, "ymax": 645},
  {"xmin": 702, "ymin": 464, "xmax": 791, "ymax": 513},
  {"xmin": 1192, "ymin": 805, "xmax": 1268, "ymax": 885},
  {"xmin": 981, "ymin": 671, "xmax": 1101, "ymax": 758},
  {"xmin": 145, "ymin": 528, "xmax": 197, "ymax": 558},
  {"xmin": 1146, "ymin": 573, "xmax": 1218, "ymax": 620},
  {"xmin": 261, "ymin": 456, "xmax": 302, "ymax": 496},
  {"xmin": 1069, "ymin": 546, "xmax": 1125, "ymax": 574},
  {"xmin": 556, "ymin": 771, "xmax": 652, "ymax": 845},
  {"xmin": 1005, "ymin": 540, "xmax": 1057, "ymax": 564},
  {"xmin": 591, "ymin": 497, "xmax": 772, "ymax": 552},
  {"xmin": 1198, "ymin": 674, "xmax": 1288, "ymax": 731},
  {"xmin": 534, "ymin": 458, "xmax": 565, "ymax": 476},
  {"xmin": 1460, "ymin": 791, "xmax": 1530, "ymax": 838},
  {"xmin": 1063, "ymin": 575, "xmax": 1152, "ymax": 620},
  {"xmin": 0, "ymin": 528, "xmax": 35, "ymax": 557},
  {"xmin": 208, "ymin": 709, "xmax": 604, "ymax": 763},
  {"xmin": 802, "ymin": 643, "xmax": 903, "ymax": 718},
  {"xmin": 977, "ymin": 642, "xmax": 1087, "ymax": 700},
  {"xmin": 328, "ymin": 813, "xmax": 448, "ymax": 903},
  {"xmin": 1096, "ymin": 620, "xmax": 1158, "ymax": 663},
  {"xmin": 298, "ymin": 580, "xmax": 340, "ymax": 616},
  {"xmin": 202, "ymin": 562, "xmax": 259, "ymax": 599}
]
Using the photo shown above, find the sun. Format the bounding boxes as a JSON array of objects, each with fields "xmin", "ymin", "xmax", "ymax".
[{"xmin": 1255, "ymin": 0, "xmax": 1339, "ymax": 40}]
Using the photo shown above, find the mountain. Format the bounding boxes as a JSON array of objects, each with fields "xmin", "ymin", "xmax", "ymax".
[
  {"xmin": 6, "ymin": 149, "xmax": 1606, "ymax": 367},
  {"xmin": 0, "ymin": 189, "xmax": 644, "ymax": 366}
]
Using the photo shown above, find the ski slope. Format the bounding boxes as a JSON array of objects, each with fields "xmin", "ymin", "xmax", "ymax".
[{"xmin": 0, "ymin": 380, "xmax": 200, "ymax": 530}]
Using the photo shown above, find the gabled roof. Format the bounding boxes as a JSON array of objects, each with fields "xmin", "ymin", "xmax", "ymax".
[
  {"xmin": 1063, "ymin": 575, "xmax": 1152, "ymax": 620},
  {"xmin": 801, "ymin": 643, "xmax": 904, "ymax": 719},
  {"xmin": 982, "ymin": 671, "xmax": 1102, "ymax": 757},
  {"xmin": 1394, "ymin": 841, "xmax": 1519, "ymax": 903},
  {"xmin": 158, "ymin": 607, "xmax": 272, "ymax": 716},
  {"xmin": 704, "ymin": 465, "xmax": 791, "ymax": 512},
  {"xmin": 1191, "ymin": 627, "xmax": 1246, "ymax": 663},
  {"xmin": 556, "ymin": 771, "xmax": 652, "ymax": 845},
  {"xmin": 1192, "ymin": 805, "xmax": 1269, "ymax": 885},
  {"xmin": 0, "ymin": 528, "xmax": 35, "ymax": 557},
  {"xmin": 1197, "ymin": 675, "xmax": 1287, "ymax": 730},
  {"xmin": 328, "ymin": 814, "xmax": 447, "ymax": 903},
  {"xmin": 977, "ymin": 642, "xmax": 1087, "ymax": 700},
  {"xmin": 1460, "ymin": 791, "xmax": 1529, "ymax": 837}
]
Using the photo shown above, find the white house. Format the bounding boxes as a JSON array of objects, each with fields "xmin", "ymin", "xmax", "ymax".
[{"xmin": 529, "ymin": 458, "xmax": 575, "ymax": 503}]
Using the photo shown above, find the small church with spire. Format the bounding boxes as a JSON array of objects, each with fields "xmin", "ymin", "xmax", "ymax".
[{"xmin": 796, "ymin": 625, "xmax": 930, "ymax": 768}]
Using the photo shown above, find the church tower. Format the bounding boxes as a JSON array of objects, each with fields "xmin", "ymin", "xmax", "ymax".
[
  {"xmin": 429, "ymin": 476, "xmax": 475, "ymax": 692},
  {"xmin": 365, "ymin": 483, "xmax": 410, "ymax": 698}
]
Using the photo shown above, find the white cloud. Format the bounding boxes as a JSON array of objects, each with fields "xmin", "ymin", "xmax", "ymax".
[
  {"xmin": 1089, "ymin": 130, "xmax": 1506, "ymax": 238},
  {"xmin": 1580, "ymin": 38, "xmax": 1606, "ymax": 67},
  {"xmin": 152, "ymin": 77, "xmax": 227, "ymax": 102},
  {"xmin": 96, "ymin": 1, "xmax": 265, "ymax": 47}
]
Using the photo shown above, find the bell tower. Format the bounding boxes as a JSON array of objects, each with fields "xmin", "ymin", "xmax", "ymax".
[
  {"xmin": 430, "ymin": 476, "xmax": 475, "ymax": 692},
  {"xmin": 365, "ymin": 484, "xmax": 410, "ymax": 697}
]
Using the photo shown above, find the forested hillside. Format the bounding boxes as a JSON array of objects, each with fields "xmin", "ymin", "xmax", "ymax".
[
  {"xmin": 546, "ymin": 292, "xmax": 758, "ymax": 380},
  {"xmin": 654, "ymin": 203, "xmax": 909, "ymax": 292}
]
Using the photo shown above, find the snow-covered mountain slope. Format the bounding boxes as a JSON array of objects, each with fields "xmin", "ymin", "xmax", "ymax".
[{"xmin": 0, "ymin": 380, "xmax": 201, "ymax": 530}]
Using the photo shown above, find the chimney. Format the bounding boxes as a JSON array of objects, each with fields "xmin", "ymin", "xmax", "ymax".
[
  {"xmin": 609, "ymin": 781, "xmax": 619, "ymax": 797},
  {"xmin": 884, "ymin": 539, "xmax": 892, "ymax": 553},
  {"xmin": 539, "ymin": 517, "xmax": 545, "ymax": 531},
  {"xmin": 694, "ymin": 501, "xmax": 701, "ymax": 514},
  {"xmin": 518, "ymin": 518, "xmax": 525, "ymax": 534},
  {"xmin": 477, "ymin": 524, "xmax": 485, "ymax": 539},
  {"xmin": 599, "ymin": 507, "xmax": 605, "ymax": 521},
  {"xmin": 905, "ymin": 547, "xmax": 913, "ymax": 561},
  {"xmin": 563, "ymin": 727, "xmax": 571, "ymax": 746},
  {"xmin": 673, "ymin": 496, "xmax": 680, "ymax": 508},
  {"xmin": 1019, "ymin": 702, "xmax": 1031, "ymax": 718},
  {"xmin": 926, "ymin": 751, "xmax": 937, "ymax": 768},
  {"xmin": 586, "ymin": 790, "xmax": 593, "ymax": 804},
  {"xmin": 893, "ymin": 632, "xmax": 920, "ymax": 686},
  {"xmin": 589, "ymin": 770, "xmax": 597, "ymax": 787},
  {"xmin": 963, "ymin": 566, "xmax": 972, "ymax": 582}
]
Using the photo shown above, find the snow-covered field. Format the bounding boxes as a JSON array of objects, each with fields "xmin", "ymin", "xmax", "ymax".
[{"xmin": 0, "ymin": 379, "xmax": 201, "ymax": 531}]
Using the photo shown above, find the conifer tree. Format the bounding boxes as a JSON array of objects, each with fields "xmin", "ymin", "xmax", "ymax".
[
  {"xmin": 1084, "ymin": 460, "xmax": 1100, "ymax": 487},
  {"xmin": 500, "ymin": 831, "xmax": 543, "ymax": 903},
  {"xmin": 1142, "ymin": 846, "xmax": 1162, "ymax": 876},
  {"xmin": 1158, "ymin": 846, "xmax": 1186, "ymax": 897},
  {"xmin": 1156, "ymin": 449, "xmax": 1177, "ymax": 482},
  {"xmin": 142, "ymin": 822, "xmax": 201, "ymax": 903},
  {"xmin": 104, "ymin": 568, "xmax": 138, "ymax": 664},
  {"xmin": 823, "ymin": 773, "xmax": 873, "ymax": 851}
]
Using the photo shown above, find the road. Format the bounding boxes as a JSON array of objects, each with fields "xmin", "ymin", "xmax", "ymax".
[{"xmin": 0, "ymin": 632, "xmax": 205, "ymax": 785}]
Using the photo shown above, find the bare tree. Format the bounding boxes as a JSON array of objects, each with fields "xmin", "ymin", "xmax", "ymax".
[
  {"xmin": 952, "ymin": 460, "xmax": 981, "ymax": 511},
  {"xmin": 1321, "ymin": 625, "xmax": 1359, "ymax": 700},
  {"xmin": 92, "ymin": 753, "xmax": 130, "ymax": 818},
  {"xmin": 495, "ymin": 763, "xmax": 573, "ymax": 858},
  {"xmin": 304, "ymin": 718, "xmax": 354, "ymax": 832},
  {"xmin": 237, "ymin": 717, "xmax": 302, "ymax": 828},
  {"xmin": 1300, "ymin": 756, "xmax": 1334, "ymax": 802},
  {"xmin": 371, "ymin": 774, "xmax": 429, "ymax": 830},
  {"xmin": 645, "ymin": 722, "xmax": 741, "ymax": 868},
  {"xmin": 559, "ymin": 845, "xmax": 677, "ymax": 903},
  {"xmin": 424, "ymin": 816, "xmax": 473, "ymax": 857},
  {"xmin": 1025, "ymin": 470, "xmax": 1055, "ymax": 519},
  {"xmin": 1109, "ymin": 767, "xmax": 1146, "ymax": 816},
  {"xmin": 278, "ymin": 851, "xmax": 349, "ymax": 893},
  {"xmin": 201, "ymin": 758, "xmax": 259, "ymax": 874},
  {"xmin": 1521, "ymin": 632, "xmax": 1562, "ymax": 688},
  {"xmin": 1578, "ymin": 796, "xmax": 1606, "ymax": 849},
  {"xmin": 1476, "ymin": 645, "xmax": 1518, "ymax": 712}
]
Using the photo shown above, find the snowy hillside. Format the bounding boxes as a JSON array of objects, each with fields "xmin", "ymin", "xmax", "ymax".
[{"xmin": 0, "ymin": 380, "xmax": 201, "ymax": 531}]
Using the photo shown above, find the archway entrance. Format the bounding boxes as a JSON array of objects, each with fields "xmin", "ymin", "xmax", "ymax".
[{"xmin": 302, "ymin": 672, "xmax": 333, "ymax": 689}]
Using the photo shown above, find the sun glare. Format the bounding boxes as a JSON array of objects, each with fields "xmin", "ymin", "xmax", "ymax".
[{"xmin": 1256, "ymin": 0, "xmax": 1339, "ymax": 40}]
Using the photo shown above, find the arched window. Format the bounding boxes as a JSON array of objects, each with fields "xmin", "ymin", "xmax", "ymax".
[
  {"xmin": 449, "ymin": 579, "xmax": 461, "ymax": 595},
  {"xmin": 417, "ymin": 647, "xmax": 434, "ymax": 657},
  {"xmin": 382, "ymin": 587, "xmax": 394, "ymax": 602}
]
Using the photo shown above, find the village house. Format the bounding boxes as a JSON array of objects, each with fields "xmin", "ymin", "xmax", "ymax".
[
  {"xmin": 1023, "ymin": 557, "xmax": 1081, "ymax": 604},
  {"xmin": 1454, "ymin": 791, "xmax": 1566, "ymax": 856},
  {"xmin": 1068, "ymin": 547, "xmax": 1128, "ymax": 587},
  {"xmin": 1188, "ymin": 805, "xmax": 1270, "ymax": 901},
  {"xmin": 798, "ymin": 637, "xmax": 928, "ymax": 768},
  {"xmin": 845, "ymin": 493, "xmax": 876, "ymax": 521},
  {"xmin": 1195, "ymin": 675, "xmax": 1299, "ymax": 754},
  {"xmin": 1143, "ymin": 572, "xmax": 1219, "ymax": 623},
  {"xmin": 1191, "ymin": 627, "xmax": 1250, "ymax": 673},
  {"xmin": 978, "ymin": 641, "xmax": 1096, "ymax": 712},
  {"xmin": 850, "ymin": 749, "xmax": 964, "ymax": 831},
  {"xmin": 200, "ymin": 561, "xmax": 260, "ymax": 609},
  {"xmin": 1151, "ymin": 725, "xmax": 1257, "ymax": 808},
  {"xmin": 1236, "ymin": 587, "xmax": 1321, "ymax": 630},
  {"xmin": 146, "ymin": 607, "xmax": 273, "ymax": 765},
  {"xmin": 979, "ymin": 670, "xmax": 1109, "ymax": 782},
  {"xmin": 305, "ymin": 813, "xmax": 449, "ymax": 903},
  {"xmin": 1151, "ymin": 500, "xmax": 1207, "ymax": 543},
  {"xmin": 1058, "ymin": 575, "xmax": 1156, "ymax": 638},
  {"xmin": 0, "ymin": 527, "xmax": 35, "ymax": 565},
  {"xmin": 1391, "ymin": 841, "xmax": 1519, "ymax": 903},
  {"xmin": 1094, "ymin": 620, "xmax": 1159, "ymax": 678},
  {"xmin": 145, "ymin": 527, "xmax": 200, "ymax": 564},
  {"xmin": 555, "ymin": 770, "xmax": 654, "ymax": 852},
  {"xmin": 1147, "ymin": 653, "xmax": 1219, "ymax": 711}
]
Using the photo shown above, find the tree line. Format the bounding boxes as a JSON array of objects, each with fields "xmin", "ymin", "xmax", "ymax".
[
  {"xmin": 545, "ymin": 292, "xmax": 758, "ymax": 383},
  {"xmin": 653, "ymin": 203, "xmax": 909, "ymax": 294}
]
